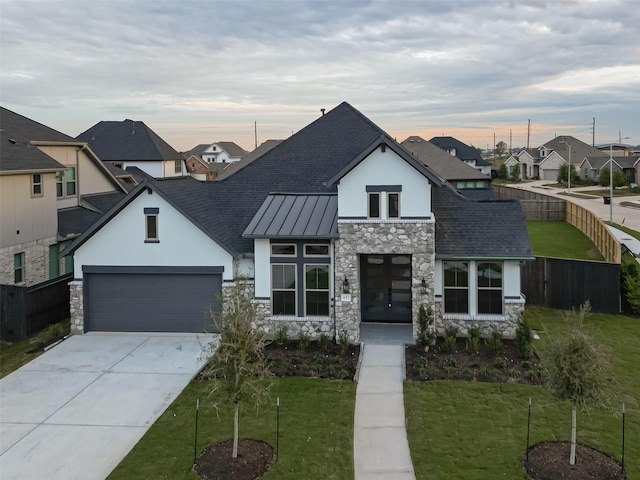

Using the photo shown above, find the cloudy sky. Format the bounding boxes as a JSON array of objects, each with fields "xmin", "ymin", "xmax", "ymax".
[{"xmin": 1, "ymin": 0, "xmax": 639, "ymax": 152}]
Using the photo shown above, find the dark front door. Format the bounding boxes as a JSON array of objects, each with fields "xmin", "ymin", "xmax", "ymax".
[{"xmin": 361, "ymin": 254, "xmax": 412, "ymax": 323}]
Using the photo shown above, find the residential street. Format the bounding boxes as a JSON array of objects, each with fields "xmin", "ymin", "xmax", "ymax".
[{"xmin": 503, "ymin": 180, "xmax": 640, "ymax": 232}]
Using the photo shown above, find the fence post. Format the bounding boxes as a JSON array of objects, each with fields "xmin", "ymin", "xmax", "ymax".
[{"xmin": 526, "ymin": 397, "xmax": 532, "ymax": 461}]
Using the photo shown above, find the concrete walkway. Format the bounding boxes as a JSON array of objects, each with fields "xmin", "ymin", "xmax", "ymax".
[
  {"xmin": 0, "ymin": 333, "xmax": 214, "ymax": 480},
  {"xmin": 354, "ymin": 325, "xmax": 415, "ymax": 480},
  {"xmin": 608, "ymin": 225, "xmax": 640, "ymax": 263}
]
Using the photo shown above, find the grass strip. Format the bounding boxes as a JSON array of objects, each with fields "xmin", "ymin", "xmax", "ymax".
[
  {"xmin": 526, "ymin": 221, "xmax": 604, "ymax": 260},
  {"xmin": 108, "ymin": 377, "xmax": 355, "ymax": 480}
]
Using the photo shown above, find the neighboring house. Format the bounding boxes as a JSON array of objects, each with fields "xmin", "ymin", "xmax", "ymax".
[
  {"xmin": 401, "ymin": 136, "xmax": 491, "ymax": 189},
  {"xmin": 429, "ymin": 136, "xmax": 492, "ymax": 175},
  {"xmin": 580, "ymin": 156, "xmax": 640, "ymax": 184},
  {"xmin": 0, "ymin": 107, "xmax": 129, "ymax": 287},
  {"xmin": 216, "ymin": 139, "xmax": 283, "ymax": 181},
  {"xmin": 200, "ymin": 141, "xmax": 248, "ymax": 164},
  {"xmin": 505, "ymin": 136, "xmax": 608, "ymax": 181},
  {"xmin": 77, "ymin": 119, "xmax": 186, "ymax": 178},
  {"xmin": 595, "ymin": 143, "xmax": 636, "ymax": 157},
  {"xmin": 63, "ymin": 102, "xmax": 532, "ymax": 343},
  {"xmin": 184, "ymin": 154, "xmax": 223, "ymax": 181}
]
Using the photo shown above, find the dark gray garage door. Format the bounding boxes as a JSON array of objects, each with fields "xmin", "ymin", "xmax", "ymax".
[{"xmin": 84, "ymin": 266, "xmax": 222, "ymax": 333}]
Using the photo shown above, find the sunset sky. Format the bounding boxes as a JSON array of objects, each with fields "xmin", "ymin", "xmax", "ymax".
[{"xmin": 1, "ymin": 0, "xmax": 638, "ymax": 153}]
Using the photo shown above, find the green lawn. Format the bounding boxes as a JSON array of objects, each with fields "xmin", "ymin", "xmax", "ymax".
[
  {"xmin": 0, "ymin": 322, "xmax": 69, "ymax": 379},
  {"xmin": 526, "ymin": 220, "xmax": 604, "ymax": 260},
  {"xmin": 405, "ymin": 307, "xmax": 640, "ymax": 480},
  {"xmin": 108, "ymin": 377, "xmax": 355, "ymax": 479}
]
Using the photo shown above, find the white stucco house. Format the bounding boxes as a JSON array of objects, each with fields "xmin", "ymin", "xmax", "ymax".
[{"xmin": 63, "ymin": 103, "xmax": 533, "ymax": 342}]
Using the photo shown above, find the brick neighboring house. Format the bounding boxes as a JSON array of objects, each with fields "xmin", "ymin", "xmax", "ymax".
[
  {"xmin": 64, "ymin": 102, "xmax": 532, "ymax": 342},
  {"xmin": 0, "ymin": 107, "xmax": 129, "ymax": 287},
  {"xmin": 184, "ymin": 141, "xmax": 252, "ymax": 181},
  {"xmin": 77, "ymin": 120, "xmax": 186, "ymax": 178}
]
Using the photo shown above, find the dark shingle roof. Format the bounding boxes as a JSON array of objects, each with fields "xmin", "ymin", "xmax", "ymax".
[
  {"xmin": 432, "ymin": 186, "xmax": 533, "ymax": 259},
  {"xmin": 58, "ymin": 207, "xmax": 104, "ymax": 239},
  {"xmin": 401, "ymin": 136, "xmax": 490, "ymax": 181},
  {"xmin": 1, "ymin": 107, "xmax": 71, "ymax": 172},
  {"xmin": 184, "ymin": 143, "xmax": 210, "ymax": 159},
  {"xmin": 215, "ymin": 141, "xmax": 249, "ymax": 158},
  {"xmin": 244, "ymin": 194, "xmax": 338, "ymax": 238},
  {"xmin": 76, "ymin": 120, "xmax": 182, "ymax": 162},
  {"xmin": 543, "ymin": 136, "xmax": 608, "ymax": 165},
  {"xmin": 216, "ymin": 139, "xmax": 283, "ymax": 180},
  {"xmin": 429, "ymin": 136, "xmax": 491, "ymax": 167}
]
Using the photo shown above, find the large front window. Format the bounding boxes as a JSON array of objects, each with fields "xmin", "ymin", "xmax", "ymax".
[
  {"xmin": 272, "ymin": 264, "xmax": 296, "ymax": 315},
  {"xmin": 477, "ymin": 262, "xmax": 503, "ymax": 314},
  {"xmin": 444, "ymin": 261, "xmax": 468, "ymax": 313},
  {"xmin": 305, "ymin": 265, "xmax": 329, "ymax": 316}
]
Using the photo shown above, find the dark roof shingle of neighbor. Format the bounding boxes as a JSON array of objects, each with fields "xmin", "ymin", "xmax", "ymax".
[
  {"xmin": 543, "ymin": 135, "xmax": 608, "ymax": 164},
  {"xmin": 401, "ymin": 136, "xmax": 490, "ymax": 181},
  {"xmin": 184, "ymin": 143, "xmax": 210, "ymax": 159},
  {"xmin": 216, "ymin": 139, "xmax": 284, "ymax": 180},
  {"xmin": 58, "ymin": 191, "xmax": 128, "ymax": 239},
  {"xmin": 1, "ymin": 107, "xmax": 72, "ymax": 172},
  {"xmin": 216, "ymin": 141, "xmax": 249, "ymax": 157},
  {"xmin": 76, "ymin": 120, "xmax": 182, "ymax": 162},
  {"xmin": 429, "ymin": 136, "xmax": 491, "ymax": 167},
  {"xmin": 432, "ymin": 186, "xmax": 533, "ymax": 259}
]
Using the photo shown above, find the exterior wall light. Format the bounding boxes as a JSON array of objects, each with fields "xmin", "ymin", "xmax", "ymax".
[
  {"xmin": 342, "ymin": 277, "xmax": 350, "ymax": 294},
  {"xmin": 420, "ymin": 277, "xmax": 427, "ymax": 295}
]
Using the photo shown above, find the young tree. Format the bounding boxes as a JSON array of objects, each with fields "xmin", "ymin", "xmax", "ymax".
[
  {"xmin": 539, "ymin": 302, "xmax": 615, "ymax": 465},
  {"xmin": 599, "ymin": 167, "xmax": 627, "ymax": 188},
  {"xmin": 511, "ymin": 163, "xmax": 521, "ymax": 181},
  {"xmin": 498, "ymin": 163, "xmax": 508, "ymax": 180},
  {"xmin": 495, "ymin": 141, "xmax": 508, "ymax": 158},
  {"xmin": 202, "ymin": 280, "xmax": 272, "ymax": 458}
]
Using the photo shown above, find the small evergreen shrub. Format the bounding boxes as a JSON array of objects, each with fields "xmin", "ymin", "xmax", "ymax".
[
  {"xmin": 298, "ymin": 332, "xmax": 310, "ymax": 350},
  {"xmin": 275, "ymin": 327, "xmax": 288, "ymax": 345},
  {"xmin": 318, "ymin": 332, "xmax": 331, "ymax": 350},
  {"xmin": 515, "ymin": 315, "xmax": 534, "ymax": 359},
  {"xmin": 485, "ymin": 329, "xmax": 503, "ymax": 355}
]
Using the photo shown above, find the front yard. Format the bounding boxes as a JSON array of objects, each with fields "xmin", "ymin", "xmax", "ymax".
[{"xmin": 405, "ymin": 307, "xmax": 639, "ymax": 479}]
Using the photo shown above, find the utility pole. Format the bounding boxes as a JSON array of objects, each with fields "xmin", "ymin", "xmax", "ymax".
[
  {"xmin": 254, "ymin": 121, "xmax": 257, "ymax": 150},
  {"xmin": 493, "ymin": 132, "xmax": 496, "ymax": 159},
  {"xmin": 592, "ymin": 117, "xmax": 595, "ymax": 146},
  {"xmin": 509, "ymin": 129, "xmax": 512, "ymax": 155},
  {"xmin": 527, "ymin": 119, "xmax": 531, "ymax": 149}
]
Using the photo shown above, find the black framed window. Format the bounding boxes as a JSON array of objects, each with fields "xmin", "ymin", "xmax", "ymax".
[
  {"xmin": 145, "ymin": 214, "xmax": 158, "ymax": 240},
  {"xmin": 368, "ymin": 192, "xmax": 380, "ymax": 218},
  {"xmin": 305, "ymin": 265, "xmax": 330, "ymax": 316},
  {"xmin": 477, "ymin": 262, "xmax": 503, "ymax": 314},
  {"xmin": 388, "ymin": 192, "xmax": 400, "ymax": 218},
  {"xmin": 272, "ymin": 264, "xmax": 296, "ymax": 315},
  {"xmin": 271, "ymin": 244, "xmax": 296, "ymax": 256},
  {"xmin": 444, "ymin": 261, "xmax": 468, "ymax": 313}
]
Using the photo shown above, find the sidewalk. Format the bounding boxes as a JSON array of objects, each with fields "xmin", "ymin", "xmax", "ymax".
[
  {"xmin": 353, "ymin": 342, "xmax": 416, "ymax": 480},
  {"xmin": 607, "ymin": 225, "xmax": 640, "ymax": 263}
]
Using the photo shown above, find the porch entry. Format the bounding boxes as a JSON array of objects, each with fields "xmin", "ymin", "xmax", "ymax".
[{"xmin": 360, "ymin": 254, "xmax": 412, "ymax": 323}]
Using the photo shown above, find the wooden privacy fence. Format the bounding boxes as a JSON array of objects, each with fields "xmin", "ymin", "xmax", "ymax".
[
  {"xmin": 493, "ymin": 185, "xmax": 566, "ymax": 220},
  {"xmin": 494, "ymin": 185, "xmax": 621, "ymax": 263},
  {"xmin": 521, "ymin": 257, "xmax": 620, "ymax": 313},
  {"xmin": 0, "ymin": 273, "xmax": 72, "ymax": 342}
]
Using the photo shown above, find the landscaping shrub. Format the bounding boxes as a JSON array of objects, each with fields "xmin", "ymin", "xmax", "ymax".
[
  {"xmin": 465, "ymin": 326, "xmax": 480, "ymax": 354},
  {"xmin": 416, "ymin": 304, "xmax": 435, "ymax": 350},
  {"xmin": 485, "ymin": 329, "xmax": 503, "ymax": 355},
  {"xmin": 515, "ymin": 315, "xmax": 534, "ymax": 358},
  {"xmin": 275, "ymin": 327, "xmax": 288, "ymax": 346}
]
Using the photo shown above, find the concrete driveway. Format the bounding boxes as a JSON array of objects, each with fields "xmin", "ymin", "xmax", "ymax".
[{"xmin": 0, "ymin": 332, "xmax": 215, "ymax": 480}]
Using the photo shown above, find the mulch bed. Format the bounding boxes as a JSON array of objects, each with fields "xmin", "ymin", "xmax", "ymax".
[
  {"xmin": 194, "ymin": 438, "xmax": 275, "ymax": 480},
  {"xmin": 523, "ymin": 441, "xmax": 626, "ymax": 480},
  {"xmin": 405, "ymin": 337, "xmax": 543, "ymax": 385},
  {"xmin": 265, "ymin": 340, "xmax": 360, "ymax": 379}
]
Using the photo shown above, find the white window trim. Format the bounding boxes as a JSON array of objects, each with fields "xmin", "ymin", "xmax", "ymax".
[
  {"xmin": 31, "ymin": 174, "xmax": 43, "ymax": 197},
  {"xmin": 476, "ymin": 262, "xmax": 504, "ymax": 315},
  {"xmin": 303, "ymin": 244, "xmax": 330, "ymax": 257},
  {"xmin": 271, "ymin": 243, "xmax": 297, "ymax": 257},
  {"xmin": 443, "ymin": 261, "xmax": 470, "ymax": 314},
  {"xmin": 368, "ymin": 192, "xmax": 381, "ymax": 219},
  {"xmin": 387, "ymin": 192, "xmax": 400, "ymax": 218},
  {"xmin": 271, "ymin": 263, "xmax": 297, "ymax": 316},
  {"xmin": 145, "ymin": 214, "xmax": 159, "ymax": 242},
  {"xmin": 303, "ymin": 264, "xmax": 330, "ymax": 317},
  {"xmin": 57, "ymin": 167, "xmax": 77, "ymax": 198}
]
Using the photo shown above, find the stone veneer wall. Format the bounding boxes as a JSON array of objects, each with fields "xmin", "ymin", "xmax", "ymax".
[
  {"xmin": 433, "ymin": 296, "xmax": 526, "ymax": 339},
  {"xmin": 221, "ymin": 280, "xmax": 335, "ymax": 340},
  {"xmin": 69, "ymin": 280, "xmax": 84, "ymax": 334},
  {"xmin": 334, "ymin": 220, "xmax": 436, "ymax": 343},
  {"xmin": 0, "ymin": 236, "xmax": 57, "ymax": 286}
]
